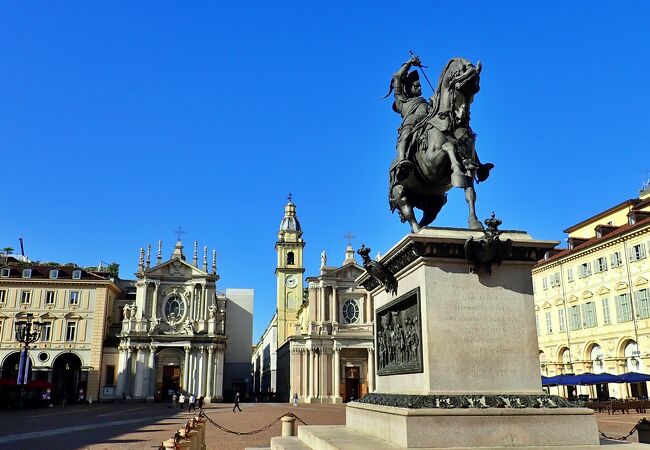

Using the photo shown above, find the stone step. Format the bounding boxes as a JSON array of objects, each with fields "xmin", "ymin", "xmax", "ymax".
[
  {"xmin": 297, "ymin": 425, "xmax": 401, "ymax": 449},
  {"xmin": 270, "ymin": 436, "xmax": 311, "ymax": 450}
]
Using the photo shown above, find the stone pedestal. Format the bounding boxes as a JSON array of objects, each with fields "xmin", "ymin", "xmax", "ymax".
[{"xmin": 274, "ymin": 228, "xmax": 616, "ymax": 449}]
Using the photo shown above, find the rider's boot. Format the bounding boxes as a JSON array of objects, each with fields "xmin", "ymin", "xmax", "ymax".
[
  {"xmin": 395, "ymin": 159, "xmax": 414, "ymax": 182},
  {"xmin": 476, "ymin": 162, "xmax": 494, "ymax": 183}
]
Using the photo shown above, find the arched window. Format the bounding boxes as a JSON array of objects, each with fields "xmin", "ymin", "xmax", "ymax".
[
  {"xmin": 590, "ymin": 344, "xmax": 605, "ymax": 373},
  {"xmin": 286, "ymin": 252, "xmax": 295, "ymax": 265},
  {"xmin": 625, "ymin": 340, "xmax": 642, "ymax": 372}
]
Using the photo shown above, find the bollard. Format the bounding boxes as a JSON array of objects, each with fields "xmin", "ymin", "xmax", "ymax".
[
  {"xmin": 281, "ymin": 415, "xmax": 297, "ymax": 437},
  {"xmin": 177, "ymin": 429, "xmax": 191, "ymax": 450},
  {"xmin": 161, "ymin": 438, "xmax": 177, "ymax": 450},
  {"xmin": 195, "ymin": 415, "xmax": 207, "ymax": 450},
  {"xmin": 637, "ymin": 419, "xmax": 650, "ymax": 444}
]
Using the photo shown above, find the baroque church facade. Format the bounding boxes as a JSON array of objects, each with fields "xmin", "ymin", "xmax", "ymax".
[
  {"xmin": 105, "ymin": 240, "xmax": 252, "ymax": 402},
  {"xmin": 252, "ymin": 198, "xmax": 374, "ymax": 402}
]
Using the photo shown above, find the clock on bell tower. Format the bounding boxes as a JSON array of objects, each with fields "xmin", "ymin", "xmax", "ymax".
[{"xmin": 275, "ymin": 194, "xmax": 305, "ymax": 345}]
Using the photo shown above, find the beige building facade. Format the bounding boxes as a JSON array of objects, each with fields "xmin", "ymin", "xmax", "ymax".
[
  {"xmin": 0, "ymin": 258, "xmax": 121, "ymax": 403},
  {"xmin": 533, "ymin": 186, "xmax": 650, "ymax": 399}
]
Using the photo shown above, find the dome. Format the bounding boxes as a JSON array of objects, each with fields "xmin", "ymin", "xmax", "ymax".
[{"xmin": 279, "ymin": 201, "xmax": 302, "ymax": 232}]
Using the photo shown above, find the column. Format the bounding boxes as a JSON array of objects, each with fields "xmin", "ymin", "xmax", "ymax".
[
  {"xmin": 366, "ymin": 292, "xmax": 373, "ymax": 323},
  {"xmin": 126, "ymin": 348, "xmax": 133, "ymax": 395},
  {"xmin": 319, "ymin": 349, "xmax": 328, "ymax": 400},
  {"xmin": 197, "ymin": 347, "xmax": 205, "ymax": 396},
  {"xmin": 134, "ymin": 347, "xmax": 145, "ymax": 398},
  {"xmin": 215, "ymin": 351, "xmax": 224, "ymax": 399},
  {"xmin": 301, "ymin": 349, "xmax": 309, "ymax": 399},
  {"xmin": 199, "ymin": 284, "xmax": 208, "ymax": 319},
  {"xmin": 332, "ymin": 288, "xmax": 338, "ymax": 323},
  {"xmin": 333, "ymin": 347, "xmax": 341, "ymax": 400},
  {"xmin": 115, "ymin": 346, "xmax": 127, "ymax": 398},
  {"xmin": 152, "ymin": 283, "xmax": 160, "ymax": 319},
  {"xmin": 148, "ymin": 346, "xmax": 157, "ymax": 398},
  {"xmin": 309, "ymin": 350, "xmax": 316, "ymax": 398},
  {"xmin": 367, "ymin": 347, "xmax": 375, "ymax": 393},
  {"xmin": 183, "ymin": 346, "xmax": 190, "ymax": 392},
  {"xmin": 206, "ymin": 346, "xmax": 214, "ymax": 400},
  {"xmin": 319, "ymin": 288, "xmax": 326, "ymax": 323}
]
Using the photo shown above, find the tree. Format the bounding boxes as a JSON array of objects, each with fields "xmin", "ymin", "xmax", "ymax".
[{"xmin": 106, "ymin": 263, "xmax": 120, "ymax": 278}]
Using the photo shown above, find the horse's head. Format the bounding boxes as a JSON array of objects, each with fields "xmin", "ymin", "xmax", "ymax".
[{"xmin": 430, "ymin": 58, "xmax": 481, "ymax": 119}]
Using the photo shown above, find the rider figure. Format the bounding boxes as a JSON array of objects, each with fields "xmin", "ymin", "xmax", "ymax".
[{"xmin": 392, "ymin": 55, "xmax": 429, "ymax": 181}]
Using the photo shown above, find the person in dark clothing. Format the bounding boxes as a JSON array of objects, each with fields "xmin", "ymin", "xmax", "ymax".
[
  {"xmin": 232, "ymin": 391, "xmax": 242, "ymax": 412},
  {"xmin": 197, "ymin": 396, "xmax": 204, "ymax": 410}
]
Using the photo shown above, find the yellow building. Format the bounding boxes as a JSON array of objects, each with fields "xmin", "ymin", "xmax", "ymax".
[
  {"xmin": 0, "ymin": 258, "xmax": 121, "ymax": 404},
  {"xmin": 533, "ymin": 186, "xmax": 650, "ymax": 400}
]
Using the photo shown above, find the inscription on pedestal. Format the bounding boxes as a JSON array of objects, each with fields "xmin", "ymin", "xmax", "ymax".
[
  {"xmin": 376, "ymin": 288, "xmax": 423, "ymax": 376},
  {"xmin": 436, "ymin": 278, "xmax": 524, "ymax": 381}
]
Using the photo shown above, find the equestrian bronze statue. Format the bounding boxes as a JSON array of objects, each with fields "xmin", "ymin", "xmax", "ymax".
[{"xmin": 387, "ymin": 55, "xmax": 493, "ymax": 231}]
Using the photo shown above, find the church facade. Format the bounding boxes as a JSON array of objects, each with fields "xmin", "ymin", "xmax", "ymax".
[
  {"xmin": 252, "ymin": 198, "xmax": 374, "ymax": 403},
  {"xmin": 104, "ymin": 240, "xmax": 252, "ymax": 402}
]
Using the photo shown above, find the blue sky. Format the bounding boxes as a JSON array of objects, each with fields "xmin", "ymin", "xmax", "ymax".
[{"xmin": 1, "ymin": 2, "xmax": 648, "ymax": 342}]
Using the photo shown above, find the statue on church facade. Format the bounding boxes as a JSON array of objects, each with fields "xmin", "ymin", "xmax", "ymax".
[{"xmin": 387, "ymin": 54, "xmax": 494, "ymax": 232}]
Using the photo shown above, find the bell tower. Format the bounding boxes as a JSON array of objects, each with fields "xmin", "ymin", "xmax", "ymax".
[{"xmin": 275, "ymin": 194, "xmax": 305, "ymax": 345}]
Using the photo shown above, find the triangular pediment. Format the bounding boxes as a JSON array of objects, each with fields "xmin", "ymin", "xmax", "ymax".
[
  {"xmin": 534, "ymin": 305, "xmax": 540, "ymax": 311},
  {"xmin": 555, "ymin": 298, "xmax": 565, "ymax": 306},
  {"xmin": 145, "ymin": 257, "xmax": 209, "ymax": 279},
  {"xmin": 541, "ymin": 301, "xmax": 552, "ymax": 309},
  {"xmin": 615, "ymin": 281, "xmax": 629, "ymax": 291},
  {"xmin": 322, "ymin": 263, "xmax": 364, "ymax": 281},
  {"xmin": 582, "ymin": 290, "xmax": 593, "ymax": 299},
  {"xmin": 567, "ymin": 295, "xmax": 579, "ymax": 303},
  {"xmin": 634, "ymin": 277, "xmax": 648, "ymax": 287},
  {"xmin": 597, "ymin": 286, "xmax": 611, "ymax": 295}
]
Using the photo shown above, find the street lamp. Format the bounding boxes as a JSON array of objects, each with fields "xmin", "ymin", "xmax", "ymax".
[{"xmin": 14, "ymin": 313, "xmax": 42, "ymax": 406}]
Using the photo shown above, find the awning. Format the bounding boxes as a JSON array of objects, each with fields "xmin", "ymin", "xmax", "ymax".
[{"xmin": 542, "ymin": 372, "xmax": 650, "ymax": 386}]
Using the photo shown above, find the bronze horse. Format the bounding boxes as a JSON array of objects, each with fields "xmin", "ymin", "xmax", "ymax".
[{"xmin": 389, "ymin": 57, "xmax": 492, "ymax": 232}]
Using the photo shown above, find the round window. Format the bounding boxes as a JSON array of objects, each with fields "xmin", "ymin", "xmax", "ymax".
[
  {"xmin": 342, "ymin": 299, "xmax": 359, "ymax": 324},
  {"xmin": 38, "ymin": 352, "xmax": 49, "ymax": 362},
  {"xmin": 164, "ymin": 296, "xmax": 186, "ymax": 323}
]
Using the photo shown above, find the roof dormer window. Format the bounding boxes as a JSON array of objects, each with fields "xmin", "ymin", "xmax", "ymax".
[
  {"xmin": 0, "ymin": 268, "xmax": 9, "ymax": 277},
  {"xmin": 49, "ymin": 269, "xmax": 59, "ymax": 279},
  {"xmin": 22, "ymin": 268, "xmax": 32, "ymax": 278},
  {"xmin": 72, "ymin": 269, "xmax": 82, "ymax": 280}
]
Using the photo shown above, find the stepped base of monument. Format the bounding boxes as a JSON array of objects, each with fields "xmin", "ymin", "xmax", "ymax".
[
  {"xmin": 268, "ymin": 399, "xmax": 648, "ymax": 450},
  {"xmin": 346, "ymin": 402, "xmax": 601, "ymax": 448},
  {"xmin": 271, "ymin": 425, "xmax": 645, "ymax": 450}
]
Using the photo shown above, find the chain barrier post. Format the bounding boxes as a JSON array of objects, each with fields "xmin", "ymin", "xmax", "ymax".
[
  {"xmin": 281, "ymin": 414, "xmax": 297, "ymax": 437},
  {"xmin": 637, "ymin": 418, "xmax": 650, "ymax": 444},
  {"xmin": 195, "ymin": 413, "xmax": 207, "ymax": 450}
]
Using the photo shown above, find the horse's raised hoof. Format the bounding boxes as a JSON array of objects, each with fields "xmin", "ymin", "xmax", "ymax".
[
  {"xmin": 468, "ymin": 218, "xmax": 484, "ymax": 230},
  {"xmin": 476, "ymin": 163, "xmax": 494, "ymax": 183}
]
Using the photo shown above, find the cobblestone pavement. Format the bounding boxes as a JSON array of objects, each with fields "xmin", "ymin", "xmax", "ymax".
[{"xmin": 0, "ymin": 402, "xmax": 647, "ymax": 449}]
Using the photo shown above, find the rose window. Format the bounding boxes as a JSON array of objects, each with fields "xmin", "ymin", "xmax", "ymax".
[{"xmin": 342, "ymin": 299, "xmax": 359, "ymax": 324}]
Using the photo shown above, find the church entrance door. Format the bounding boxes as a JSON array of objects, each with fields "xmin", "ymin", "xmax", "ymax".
[
  {"xmin": 344, "ymin": 366, "xmax": 360, "ymax": 402},
  {"xmin": 162, "ymin": 366, "xmax": 181, "ymax": 400}
]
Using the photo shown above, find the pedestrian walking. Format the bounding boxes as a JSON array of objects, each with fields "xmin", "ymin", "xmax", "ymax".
[
  {"xmin": 232, "ymin": 391, "xmax": 242, "ymax": 412},
  {"xmin": 197, "ymin": 396, "xmax": 204, "ymax": 410},
  {"xmin": 188, "ymin": 394, "xmax": 196, "ymax": 413},
  {"xmin": 121, "ymin": 392, "xmax": 126, "ymax": 405},
  {"xmin": 292, "ymin": 392, "xmax": 298, "ymax": 407},
  {"xmin": 179, "ymin": 392, "xmax": 186, "ymax": 410},
  {"xmin": 171, "ymin": 393, "xmax": 178, "ymax": 408}
]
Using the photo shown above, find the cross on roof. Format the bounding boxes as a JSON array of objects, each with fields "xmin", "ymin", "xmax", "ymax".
[
  {"xmin": 174, "ymin": 226, "xmax": 186, "ymax": 241},
  {"xmin": 343, "ymin": 232, "xmax": 355, "ymax": 245},
  {"xmin": 287, "ymin": 193, "xmax": 293, "ymax": 203}
]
